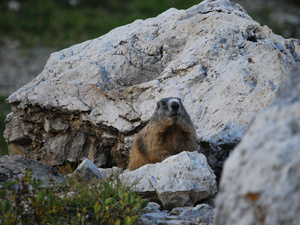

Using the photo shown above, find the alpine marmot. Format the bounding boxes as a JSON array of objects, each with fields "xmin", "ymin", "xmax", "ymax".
[{"xmin": 128, "ymin": 97, "xmax": 198, "ymax": 170}]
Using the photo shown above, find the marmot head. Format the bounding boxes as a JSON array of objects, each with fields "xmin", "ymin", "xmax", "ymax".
[{"xmin": 152, "ymin": 97, "xmax": 188, "ymax": 121}]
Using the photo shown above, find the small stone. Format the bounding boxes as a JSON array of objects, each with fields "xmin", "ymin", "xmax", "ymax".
[{"xmin": 74, "ymin": 158, "xmax": 105, "ymax": 181}]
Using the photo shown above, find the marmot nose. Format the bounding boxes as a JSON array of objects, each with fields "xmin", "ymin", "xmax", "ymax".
[{"xmin": 171, "ymin": 101, "xmax": 179, "ymax": 111}]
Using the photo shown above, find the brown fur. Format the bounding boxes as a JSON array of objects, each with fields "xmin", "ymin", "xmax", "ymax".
[{"xmin": 128, "ymin": 98, "xmax": 198, "ymax": 170}]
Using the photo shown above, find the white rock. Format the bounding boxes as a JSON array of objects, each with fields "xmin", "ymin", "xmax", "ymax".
[
  {"xmin": 74, "ymin": 158, "xmax": 105, "ymax": 181},
  {"xmin": 214, "ymin": 65, "xmax": 300, "ymax": 225},
  {"xmin": 120, "ymin": 151, "xmax": 217, "ymax": 209},
  {"xmin": 98, "ymin": 167, "xmax": 123, "ymax": 179}
]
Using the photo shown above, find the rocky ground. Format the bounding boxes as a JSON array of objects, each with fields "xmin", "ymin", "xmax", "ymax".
[{"xmin": 0, "ymin": 152, "xmax": 217, "ymax": 224}]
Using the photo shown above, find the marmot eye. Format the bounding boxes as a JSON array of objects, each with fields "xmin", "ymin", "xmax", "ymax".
[{"xmin": 161, "ymin": 100, "xmax": 166, "ymax": 106}]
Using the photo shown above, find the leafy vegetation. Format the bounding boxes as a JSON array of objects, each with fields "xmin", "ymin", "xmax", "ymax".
[
  {"xmin": 0, "ymin": 170, "xmax": 148, "ymax": 224},
  {"xmin": 0, "ymin": 0, "xmax": 202, "ymax": 48}
]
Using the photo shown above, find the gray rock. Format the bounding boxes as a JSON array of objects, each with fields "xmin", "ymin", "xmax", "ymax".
[
  {"xmin": 4, "ymin": 0, "xmax": 300, "ymax": 179},
  {"xmin": 0, "ymin": 154, "xmax": 64, "ymax": 188},
  {"xmin": 214, "ymin": 65, "xmax": 300, "ymax": 224},
  {"xmin": 120, "ymin": 151, "xmax": 217, "ymax": 209},
  {"xmin": 74, "ymin": 158, "xmax": 105, "ymax": 181},
  {"xmin": 98, "ymin": 166, "xmax": 123, "ymax": 179},
  {"xmin": 139, "ymin": 202, "xmax": 214, "ymax": 225}
]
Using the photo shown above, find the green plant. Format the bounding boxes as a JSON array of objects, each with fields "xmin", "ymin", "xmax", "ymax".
[
  {"xmin": 0, "ymin": 170, "xmax": 148, "ymax": 224},
  {"xmin": 62, "ymin": 175, "xmax": 148, "ymax": 224},
  {"xmin": 0, "ymin": 0, "xmax": 202, "ymax": 48},
  {"xmin": 0, "ymin": 170, "xmax": 65, "ymax": 224}
]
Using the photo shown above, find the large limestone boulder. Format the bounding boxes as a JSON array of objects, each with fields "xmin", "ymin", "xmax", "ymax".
[
  {"xmin": 214, "ymin": 65, "xmax": 300, "ymax": 224},
  {"xmin": 4, "ymin": 0, "xmax": 300, "ymax": 178},
  {"xmin": 120, "ymin": 151, "xmax": 217, "ymax": 209}
]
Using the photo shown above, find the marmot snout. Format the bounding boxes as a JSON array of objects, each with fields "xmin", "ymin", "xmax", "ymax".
[{"xmin": 128, "ymin": 97, "xmax": 198, "ymax": 171}]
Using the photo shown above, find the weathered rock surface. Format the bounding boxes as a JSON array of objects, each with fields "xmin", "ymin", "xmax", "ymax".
[
  {"xmin": 139, "ymin": 202, "xmax": 214, "ymax": 225},
  {"xmin": 0, "ymin": 154, "xmax": 64, "ymax": 188},
  {"xmin": 98, "ymin": 166, "xmax": 123, "ymax": 180},
  {"xmin": 214, "ymin": 65, "xmax": 300, "ymax": 224},
  {"xmin": 120, "ymin": 151, "xmax": 217, "ymax": 209},
  {"xmin": 73, "ymin": 158, "xmax": 105, "ymax": 181},
  {"xmin": 4, "ymin": 0, "xmax": 300, "ymax": 178}
]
